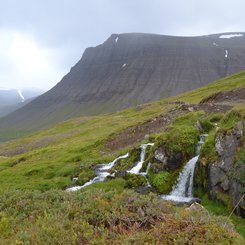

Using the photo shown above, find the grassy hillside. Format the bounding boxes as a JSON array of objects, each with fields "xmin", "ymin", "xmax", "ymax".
[
  {"xmin": 0, "ymin": 71, "xmax": 244, "ymax": 243},
  {"xmin": 0, "ymin": 71, "xmax": 244, "ymax": 190}
]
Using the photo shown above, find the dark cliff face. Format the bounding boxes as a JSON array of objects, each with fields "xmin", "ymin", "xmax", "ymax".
[
  {"xmin": 195, "ymin": 121, "xmax": 245, "ymax": 217},
  {"xmin": 1, "ymin": 32, "xmax": 245, "ymax": 131}
]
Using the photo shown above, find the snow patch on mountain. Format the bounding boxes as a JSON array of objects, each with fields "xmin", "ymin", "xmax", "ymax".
[
  {"xmin": 18, "ymin": 89, "xmax": 25, "ymax": 102},
  {"xmin": 219, "ymin": 34, "xmax": 243, "ymax": 39}
]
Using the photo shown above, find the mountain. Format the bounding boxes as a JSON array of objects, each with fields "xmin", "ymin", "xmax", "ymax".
[
  {"xmin": 0, "ymin": 88, "xmax": 44, "ymax": 117},
  {"xmin": 0, "ymin": 72, "xmax": 244, "ymax": 243},
  {"xmin": 1, "ymin": 32, "xmax": 245, "ymax": 133}
]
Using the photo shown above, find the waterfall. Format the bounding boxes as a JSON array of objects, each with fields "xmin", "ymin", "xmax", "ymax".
[
  {"xmin": 66, "ymin": 153, "xmax": 129, "ymax": 192},
  {"xmin": 127, "ymin": 143, "xmax": 154, "ymax": 187},
  {"xmin": 161, "ymin": 134, "xmax": 207, "ymax": 202},
  {"xmin": 67, "ymin": 142, "xmax": 154, "ymax": 192},
  {"xmin": 99, "ymin": 153, "xmax": 129, "ymax": 171},
  {"xmin": 128, "ymin": 143, "xmax": 154, "ymax": 174},
  {"xmin": 140, "ymin": 162, "xmax": 152, "ymax": 187}
]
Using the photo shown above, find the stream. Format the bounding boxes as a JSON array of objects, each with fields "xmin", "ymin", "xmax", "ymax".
[
  {"xmin": 161, "ymin": 134, "xmax": 207, "ymax": 202},
  {"xmin": 67, "ymin": 135, "xmax": 207, "ymax": 199}
]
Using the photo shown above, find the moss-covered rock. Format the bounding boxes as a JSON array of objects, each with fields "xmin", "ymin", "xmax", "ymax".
[
  {"xmin": 114, "ymin": 147, "xmax": 141, "ymax": 171},
  {"xmin": 195, "ymin": 115, "xmax": 245, "ymax": 217},
  {"xmin": 125, "ymin": 173, "xmax": 147, "ymax": 188},
  {"xmin": 76, "ymin": 168, "xmax": 95, "ymax": 185},
  {"xmin": 148, "ymin": 169, "xmax": 174, "ymax": 194}
]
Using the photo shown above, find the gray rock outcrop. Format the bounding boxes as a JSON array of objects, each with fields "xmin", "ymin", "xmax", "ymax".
[{"xmin": 206, "ymin": 122, "xmax": 245, "ymax": 217}]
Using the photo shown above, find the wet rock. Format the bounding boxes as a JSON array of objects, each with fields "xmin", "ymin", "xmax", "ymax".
[
  {"xmin": 167, "ymin": 152, "xmax": 183, "ymax": 170},
  {"xmin": 72, "ymin": 177, "xmax": 78, "ymax": 184},
  {"xmin": 195, "ymin": 120, "xmax": 204, "ymax": 132},
  {"xmin": 115, "ymin": 170, "xmax": 127, "ymax": 178},
  {"xmin": 220, "ymin": 176, "xmax": 229, "ymax": 191},
  {"xmin": 204, "ymin": 121, "xmax": 245, "ymax": 217},
  {"xmin": 234, "ymin": 121, "xmax": 243, "ymax": 138},
  {"xmin": 106, "ymin": 175, "xmax": 115, "ymax": 180},
  {"xmin": 188, "ymin": 198, "xmax": 202, "ymax": 204},
  {"xmin": 230, "ymin": 180, "xmax": 245, "ymax": 218},
  {"xmin": 153, "ymin": 147, "xmax": 183, "ymax": 171},
  {"xmin": 154, "ymin": 147, "xmax": 167, "ymax": 164}
]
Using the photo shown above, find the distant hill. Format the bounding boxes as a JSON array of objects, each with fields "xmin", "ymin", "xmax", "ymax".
[
  {"xmin": 1, "ymin": 32, "xmax": 245, "ymax": 132},
  {"xmin": 0, "ymin": 88, "xmax": 44, "ymax": 117}
]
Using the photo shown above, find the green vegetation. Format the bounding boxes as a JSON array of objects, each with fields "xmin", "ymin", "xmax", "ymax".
[
  {"xmin": 124, "ymin": 173, "xmax": 147, "ymax": 188},
  {"xmin": 0, "ymin": 189, "xmax": 243, "ymax": 244},
  {"xmin": 198, "ymin": 193, "xmax": 245, "ymax": 238},
  {"xmin": 0, "ymin": 71, "xmax": 245, "ymax": 242},
  {"xmin": 148, "ymin": 170, "xmax": 174, "ymax": 193},
  {"xmin": 163, "ymin": 112, "xmax": 201, "ymax": 159},
  {"xmin": 147, "ymin": 112, "xmax": 203, "ymax": 193},
  {"xmin": 113, "ymin": 147, "xmax": 141, "ymax": 171},
  {"xmin": 173, "ymin": 71, "xmax": 245, "ymax": 103}
]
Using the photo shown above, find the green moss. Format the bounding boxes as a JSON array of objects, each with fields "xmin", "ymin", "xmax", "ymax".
[
  {"xmin": 77, "ymin": 169, "xmax": 95, "ymax": 185},
  {"xmin": 114, "ymin": 147, "xmax": 141, "ymax": 171},
  {"xmin": 199, "ymin": 130, "xmax": 218, "ymax": 163},
  {"xmin": 148, "ymin": 170, "xmax": 174, "ymax": 193},
  {"xmin": 160, "ymin": 125, "xmax": 199, "ymax": 161},
  {"xmin": 208, "ymin": 113, "xmax": 224, "ymax": 123},
  {"xmin": 215, "ymin": 191, "xmax": 233, "ymax": 210},
  {"xmin": 199, "ymin": 118, "xmax": 214, "ymax": 132},
  {"xmin": 220, "ymin": 110, "xmax": 243, "ymax": 132},
  {"xmin": 125, "ymin": 173, "xmax": 147, "ymax": 188}
]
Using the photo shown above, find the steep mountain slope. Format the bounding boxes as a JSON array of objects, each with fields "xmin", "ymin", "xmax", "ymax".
[
  {"xmin": 0, "ymin": 72, "xmax": 244, "ymax": 242},
  {"xmin": 0, "ymin": 88, "xmax": 44, "ymax": 117},
  {"xmin": 1, "ymin": 32, "xmax": 245, "ymax": 134}
]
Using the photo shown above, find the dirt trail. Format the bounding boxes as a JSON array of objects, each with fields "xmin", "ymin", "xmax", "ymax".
[
  {"xmin": 200, "ymin": 88, "xmax": 245, "ymax": 104},
  {"xmin": 104, "ymin": 102, "xmax": 232, "ymax": 152}
]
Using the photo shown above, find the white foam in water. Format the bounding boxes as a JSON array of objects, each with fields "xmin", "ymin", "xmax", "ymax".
[
  {"xmin": 128, "ymin": 143, "xmax": 154, "ymax": 174},
  {"xmin": 140, "ymin": 162, "xmax": 152, "ymax": 187},
  {"xmin": 161, "ymin": 135, "xmax": 207, "ymax": 203},
  {"xmin": 99, "ymin": 153, "xmax": 129, "ymax": 171},
  {"xmin": 66, "ymin": 153, "xmax": 129, "ymax": 192}
]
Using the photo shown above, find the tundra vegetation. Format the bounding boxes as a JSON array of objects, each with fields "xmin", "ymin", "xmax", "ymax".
[{"xmin": 0, "ymin": 72, "xmax": 245, "ymax": 243}]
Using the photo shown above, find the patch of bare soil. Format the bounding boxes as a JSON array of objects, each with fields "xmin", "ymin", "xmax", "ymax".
[
  {"xmin": 200, "ymin": 88, "xmax": 245, "ymax": 104},
  {"xmin": 104, "ymin": 102, "xmax": 232, "ymax": 152},
  {"xmin": 104, "ymin": 107, "xmax": 185, "ymax": 152}
]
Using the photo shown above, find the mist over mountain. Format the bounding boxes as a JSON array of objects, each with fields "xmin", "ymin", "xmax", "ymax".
[
  {"xmin": 0, "ymin": 88, "xmax": 44, "ymax": 117},
  {"xmin": 1, "ymin": 32, "xmax": 245, "ymax": 132}
]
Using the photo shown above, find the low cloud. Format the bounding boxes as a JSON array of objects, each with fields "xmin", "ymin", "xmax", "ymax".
[{"xmin": 0, "ymin": 0, "xmax": 244, "ymax": 89}]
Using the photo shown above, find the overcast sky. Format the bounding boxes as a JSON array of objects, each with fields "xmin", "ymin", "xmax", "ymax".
[{"xmin": 0, "ymin": 0, "xmax": 244, "ymax": 90}]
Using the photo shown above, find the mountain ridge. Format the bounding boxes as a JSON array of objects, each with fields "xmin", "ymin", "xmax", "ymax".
[
  {"xmin": 1, "ymin": 32, "xmax": 245, "ymax": 136},
  {"xmin": 0, "ymin": 71, "xmax": 244, "ymax": 242}
]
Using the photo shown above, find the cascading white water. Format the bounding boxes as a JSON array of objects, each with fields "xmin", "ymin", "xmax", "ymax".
[
  {"xmin": 140, "ymin": 162, "xmax": 152, "ymax": 187},
  {"xmin": 161, "ymin": 134, "xmax": 207, "ymax": 202},
  {"xmin": 128, "ymin": 143, "xmax": 154, "ymax": 174},
  {"xmin": 66, "ymin": 153, "xmax": 129, "ymax": 192},
  {"xmin": 99, "ymin": 153, "xmax": 129, "ymax": 171}
]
